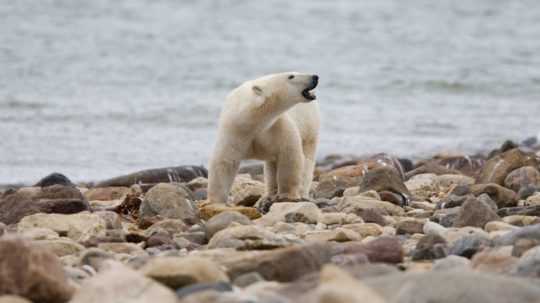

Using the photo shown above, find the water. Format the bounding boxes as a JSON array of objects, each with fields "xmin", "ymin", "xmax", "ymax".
[{"xmin": 1, "ymin": 0, "xmax": 540, "ymax": 184}]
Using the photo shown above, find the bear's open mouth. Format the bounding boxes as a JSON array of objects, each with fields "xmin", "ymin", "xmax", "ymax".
[{"xmin": 302, "ymin": 79, "xmax": 318, "ymax": 101}]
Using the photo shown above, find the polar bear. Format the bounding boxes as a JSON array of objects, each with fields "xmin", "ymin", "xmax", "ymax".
[{"xmin": 207, "ymin": 72, "xmax": 320, "ymax": 204}]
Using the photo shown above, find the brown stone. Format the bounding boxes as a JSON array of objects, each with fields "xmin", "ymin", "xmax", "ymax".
[
  {"xmin": 340, "ymin": 237, "xmax": 404, "ymax": 263},
  {"xmin": 0, "ymin": 185, "xmax": 89, "ymax": 224},
  {"xmin": 396, "ymin": 218, "xmax": 425, "ymax": 235},
  {"xmin": 478, "ymin": 148, "xmax": 538, "ymax": 185},
  {"xmin": 0, "ymin": 237, "xmax": 74, "ymax": 303},
  {"xmin": 220, "ymin": 242, "xmax": 336, "ymax": 282},
  {"xmin": 358, "ymin": 166, "xmax": 411, "ymax": 199},
  {"xmin": 470, "ymin": 183, "xmax": 517, "ymax": 208},
  {"xmin": 199, "ymin": 203, "xmax": 261, "ymax": 220},
  {"xmin": 453, "ymin": 196, "xmax": 500, "ymax": 228}
]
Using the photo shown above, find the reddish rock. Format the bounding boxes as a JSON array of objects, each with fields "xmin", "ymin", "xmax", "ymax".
[{"xmin": 340, "ymin": 237, "xmax": 404, "ymax": 263}]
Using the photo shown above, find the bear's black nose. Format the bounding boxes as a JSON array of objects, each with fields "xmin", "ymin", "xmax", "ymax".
[{"xmin": 312, "ymin": 75, "xmax": 319, "ymax": 86}]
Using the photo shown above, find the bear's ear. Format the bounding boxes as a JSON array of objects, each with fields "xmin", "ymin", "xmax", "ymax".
[
  {"xmin": 252, "ymin": 85, "xmax": 264, "ymax": 96},
  {"xmin": 252, "ymin": 85, "xmax": 266, "ymax": 106}
]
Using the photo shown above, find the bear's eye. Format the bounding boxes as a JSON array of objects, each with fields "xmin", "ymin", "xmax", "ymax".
[{"xmin": 288, "ymin": 75, "xmax": 295, "ymax": 80}]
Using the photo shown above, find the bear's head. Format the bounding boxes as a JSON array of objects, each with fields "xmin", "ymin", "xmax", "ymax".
[{"xmin": 250, "ymin": 72, "xmax": 319, "ymax": 107}]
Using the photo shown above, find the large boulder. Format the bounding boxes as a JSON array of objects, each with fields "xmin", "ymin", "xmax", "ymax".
[
  {"xmin": 0, "ymin": 237, "xmax": 74, "ymax": 303},
  {"xmin": 139, "ymin": 183, "xmax": 198, "ymax": 224},
  {"xmin": 0, "ymin": 185, "xmax": 89, "ymax": 224}
]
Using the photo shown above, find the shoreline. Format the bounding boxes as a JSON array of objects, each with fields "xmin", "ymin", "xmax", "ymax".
[{"xmin": 0, "ymin": 136, "xmax": 540, "ymax": 301}]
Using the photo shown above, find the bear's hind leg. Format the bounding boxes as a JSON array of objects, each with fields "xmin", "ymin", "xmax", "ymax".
[
  {"xmin": 276, "ymin": 146, "xmax": 304, "ymax": 201},
  {"xmin": 264, "ymin": 160, "xmax": 278, "ymax": 196}
]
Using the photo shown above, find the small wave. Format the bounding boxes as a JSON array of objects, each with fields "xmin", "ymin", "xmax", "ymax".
[{"xmin": 0, "ymin": 97, "xmax": 49, "ymax": 110}]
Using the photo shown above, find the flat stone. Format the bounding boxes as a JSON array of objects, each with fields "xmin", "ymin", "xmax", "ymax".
[
  {"xmin": 396, "ymin": 218, "xmax": 426, "ymax": 235},
  {"xmin": 304, "ymin": 228, "xmax": 361, "ymax": 242},
  {"xmin": 205, "ymin": 211, "xmax": 252, "ymax": 240},
  {"xmin": 35, "ymin": 238, "xmax": 85, "ymax": 257},
  {"xmin": 199, "ymin": 204, "xmax": 261, "ymax": 220},
  {"xmin": 140, "ymin": 256, "xmax": 228, "ymax": 289},
  {"xmin": 342, "ymin": 223, "xmax": 383, "ymax": 238},
  {"xmin": 17, "ymin": 212, "xmax": 107, "ymax": 242},
  {"xmin": 337, "ymin": 196, "xmax": 404, "ymax": 216},
  {"xmin": 207, "ymin": 225, "xmax": 299, "ymax": 250},
  {"xmin": 84, "ymin": 186, "xmax": 130, "ymax": 201}
]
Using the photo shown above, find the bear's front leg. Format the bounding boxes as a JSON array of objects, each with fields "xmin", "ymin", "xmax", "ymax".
[{"xmin": 207, "ymin": 157, "xmax": 240, "ymax": 204}]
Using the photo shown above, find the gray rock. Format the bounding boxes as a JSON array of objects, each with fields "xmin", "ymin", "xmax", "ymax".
[
  {"xmin": 176, "ymin": 282, "xmax": 233, "ymax": 299},
  {"xmin": 232, "ymin": 272, "xmax": 265, "ymax": 288},
  {"xmin": 504, "ymin": 166, "xmax": 540, "ymax": 193},
  {"xmin": 364, "ymin": 270, "xmax": 540, "ymax": 303},
  {"xmin": 432, "ymin": 255, "xmax": 471, "ymax": 271},
  {"xmin": 513, "ymin": 246, "xmax": 540, "ymax": 278},
  {"xmin": 139, "ymin": 183, "xmax": 198, "ymax": 224},
  {"xmin": 494, "ymin": 224, "xmax": 540, "ymax": 246},
  {"xmin": 449, "ymin": 235, "xmax": 492, "ymax": 258},
  {"xmin": 205, "ymin": 211, "xmax": 252, "ymax": 240},
  {"xmin": 207, "ymin": 225, "xmax": 298, "ymax": 250}
]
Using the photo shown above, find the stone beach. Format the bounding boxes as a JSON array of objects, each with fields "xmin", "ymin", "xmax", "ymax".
[{"xmin": 1, "ymin": 138, "xmax": 540, "ymax": 302}]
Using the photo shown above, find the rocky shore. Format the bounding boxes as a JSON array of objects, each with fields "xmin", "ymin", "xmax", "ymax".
[{"xmin": 1, "ymin": 137, "xmax": 540, "ymax": 303}]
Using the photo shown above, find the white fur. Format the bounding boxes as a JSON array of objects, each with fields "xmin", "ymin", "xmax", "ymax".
[{"xmin": 208, "ymin": 72, "xmax": 320, "ymax": 204}]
